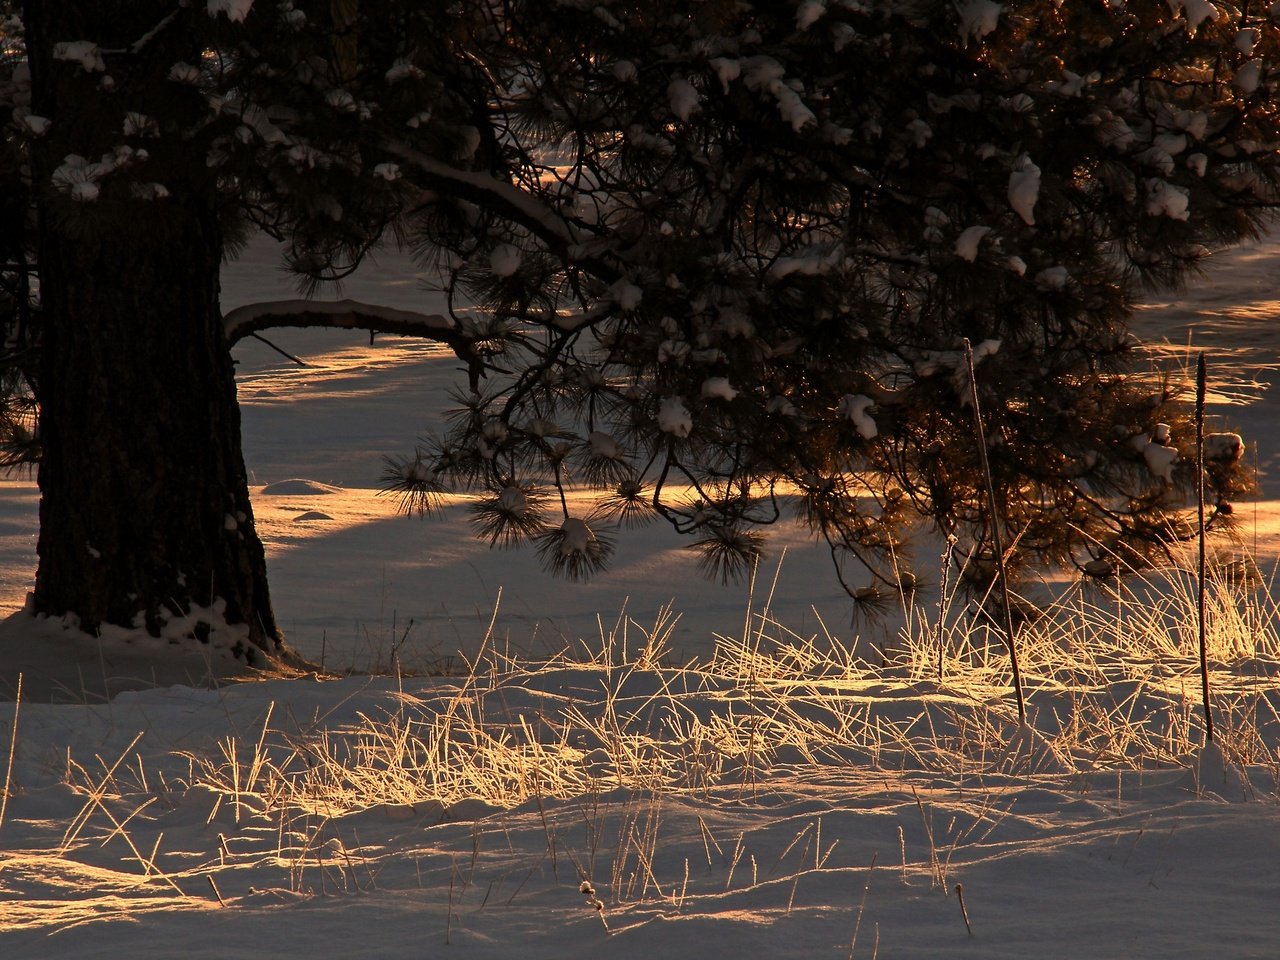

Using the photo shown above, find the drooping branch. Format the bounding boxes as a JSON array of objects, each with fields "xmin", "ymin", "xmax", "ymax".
[{"xmin": 222, "ymin": 298, "xmax": 487, "ymax": 389}]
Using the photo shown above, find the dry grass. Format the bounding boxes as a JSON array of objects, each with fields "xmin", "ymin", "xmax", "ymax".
[{"xmin": 5, "ymin": 554, "xmax": 1280, "ymax": 934}]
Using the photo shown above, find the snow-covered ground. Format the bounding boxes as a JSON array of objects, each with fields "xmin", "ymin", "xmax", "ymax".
[{"xmin": 1, "ymin": 236, "xmax": 1280, "ymax": 957}]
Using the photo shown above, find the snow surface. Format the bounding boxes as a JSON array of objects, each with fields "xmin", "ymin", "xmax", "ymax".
[{"xmin": 1, "ymin": 233, "xmax": 1280, "ymax": 958}]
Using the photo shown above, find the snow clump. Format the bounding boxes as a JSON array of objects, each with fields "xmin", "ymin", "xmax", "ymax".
[
  {"xmin": 325, "ymin": 89, "xmax": 357, "ymax": 113},
  {"xmin": 971, "ymin": 339, "xmax": 1002, "ymax": 363},
  {"xmin": 1205, "ymin": 433, "xmax": 1245, "ymax": 462},
  {"xmin": 557, "ymin": 517, "xmax": 592, "ymax": 557},
  {"xmin": 954, "ymin": 225, "xmax": 991, "ymax": 261},
  {"xmin": 1145, "ymin": 179, "xmax": 1191, "ymax": 220},
  {"xmin": 588, "ymin": 432, "xmax": 624, "ymax": 460},
  {"xmin": 701, "ymin": 378, "xmax": 738, "ymax": 401},
  {"xmin": 52, "ymin": 154, "xmax": 110, "ymax": 202},
  {"xmin": 385, "ymin": 59, "xmax": 423, "ymax": 84},
  {"xmin": 796, "ymin": 0, "xmax": 826, "ymax": 30},
  {"xmin": 958, "ymin": 0, "xmax": 1004, "ymax": 42},
  {"xmin": 709, "ymin": 58, "xmax": 741, "ymax": 93},
  {"xmin": 489, "ymin": 244, "xmax": 522, "ymax": 277},
  {"xmin": 1035, "ymin": 266, "xmax": 1072, "ymax": 290},
  {"xmin": 53, "ymin": 41, "xmax": 106, "ymax": 72},
  {"xmin": 668, "ymin": 78, "xmax": 700, "ymax": 121},
  {"xmin": 168, "ymin": 62, "xmax": 202, "ymax": 84},
  {"xmin": 1008, "ymin": 157, "xmax": 1041, "ymax": 225},
  {"xmin": 923, "ymin": 206, "xmax": 950, "ymax": 243},
  {"xmin": 123, "ymin": 113, "xmax": 157, "ymax": 137},
  {"xmin": 773, "ymin": 82, "xmax": 817, "ymax": 132},
  {"xmin": 1142, "ymin": 440, "xmax": 1178, "ymax": 482},
  {"xmin": 497, "ymin": 486, "xmax": 529, "ymax": 516},
  {"xmin": 657, "ymin": 397, "xmax": 693, "ymax": 438},
  {"xmin": 1171, "ymin": 0, "xmax": 1220, "ymax": 31},
  {"xmin": 1234, "ymin": 61, "xmax": 1262, "ymax": 94},
  {"xmin": 610, "ymin": 279, "xmax": 643, "ymax": 311},
  {"xmin": 837, "ymin": 394, "xmax": 878, "ymax": 439},
  {"xmin": 207, "ymin": 0, "xmax": 255, "ymax": 21}
]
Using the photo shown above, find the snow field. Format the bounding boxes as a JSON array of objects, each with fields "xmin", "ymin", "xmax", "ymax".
[{"xmin": 2, "ymin": 555, "xmax": 1280, "ymax": 957}]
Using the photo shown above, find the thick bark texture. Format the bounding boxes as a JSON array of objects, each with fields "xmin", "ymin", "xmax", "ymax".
[{"xmin": 25, "ymin": 2, "xmax": 282, "ymax": 660}]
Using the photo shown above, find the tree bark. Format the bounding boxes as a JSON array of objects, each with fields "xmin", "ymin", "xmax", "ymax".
[{"xmin": 25, "ymin": 2, "xmax": 284, "ymax": 662}]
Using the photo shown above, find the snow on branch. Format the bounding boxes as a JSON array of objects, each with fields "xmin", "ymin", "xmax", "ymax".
[
  {"xmin": 380, "ymin": 140, "xmax": 582, "ymax": 250},
  {"xmin": 223, "ymin": 298, "xmax": 468, "ymax": 355}
]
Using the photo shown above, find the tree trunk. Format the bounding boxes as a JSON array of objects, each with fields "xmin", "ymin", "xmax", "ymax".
[{"xmin": 25, "ymin": 2, "xmax": 284, "ymax": 662}]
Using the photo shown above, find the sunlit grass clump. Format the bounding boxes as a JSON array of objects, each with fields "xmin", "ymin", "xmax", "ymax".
[{"xmin": 175, "ymin": 557, "xmax": 1280, "ymax": 827}]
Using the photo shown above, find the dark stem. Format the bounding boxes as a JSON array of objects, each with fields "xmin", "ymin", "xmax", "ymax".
[
  {"xmin": 249, "ymin": 332, "xmax": 309, "ymax": 368},
  {"xmin": 963, "ymin": 339, "xmax": 1027, "ymax": 725},
  {"xmin": 1196, "ymin": 352, "xmax": 1215, "ymax": 745}
]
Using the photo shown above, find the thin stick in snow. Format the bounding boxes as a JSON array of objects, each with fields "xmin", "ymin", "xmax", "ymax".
[
  {"xmin": 847, "ymin": 852, "xmax": 878, "ymax": 960},
  {"xmin": 0, "ymin": 672, "xmax": 19, "ymax": 832},
  {"xmin": 955, "ymin": 882, "xmax": 974, "ymax": 937},
  {"xmin": 1196, "ymin": 353, "xmax": 1215, "ymax": 745},
  {"xmin": 963, "ymin": 339, "xmax": 1027, "ymax": 725},
  {"xmin": 936, "ymin": 536, "xmax": 955, "ymax": 683},
  {"xmin": 207, "ymin": 874, "xmax": 227, "ymax": 907}
]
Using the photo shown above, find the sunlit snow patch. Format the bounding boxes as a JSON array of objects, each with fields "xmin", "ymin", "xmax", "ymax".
[{"xmin": 260, "ymin": 479, "xmax": 344, "ymax": 496}]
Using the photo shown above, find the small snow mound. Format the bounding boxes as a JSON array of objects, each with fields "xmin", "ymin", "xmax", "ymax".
[
  {"xmin": 292, "ymin": 510, "xmax": 334, "ymax": 522},
  {"xmin": 448, "ymin": 798, "xmax": 503, "ymax": 822},
  {"xmin": 261, "ymin": 478, "xmax": 343, "ymax": 496},
  {"xmin": 1180, "ymin": 740, "xmax": 1249, "ymax": 800}
]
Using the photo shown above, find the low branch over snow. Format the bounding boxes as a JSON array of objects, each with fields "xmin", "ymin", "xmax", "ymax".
[
  {"xmin": 223, "ymin": 299, "xmax": 483, "ymax": 378},
  {"xmin": 225, "ymin": 298, "xmax": 452, "ymax": 343}
]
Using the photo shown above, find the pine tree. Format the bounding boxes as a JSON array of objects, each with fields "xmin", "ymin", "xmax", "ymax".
[
  {"xmin": 382, "ymin": 0, "xmax": 1277, "ymax": 598},
  {"xmin": 0, "ymin": 2, "xmax": 483, "ymax": 659},
  {"xmin": 1, "ymin": 1, "xmax": 1277, "ymax": 661}
]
